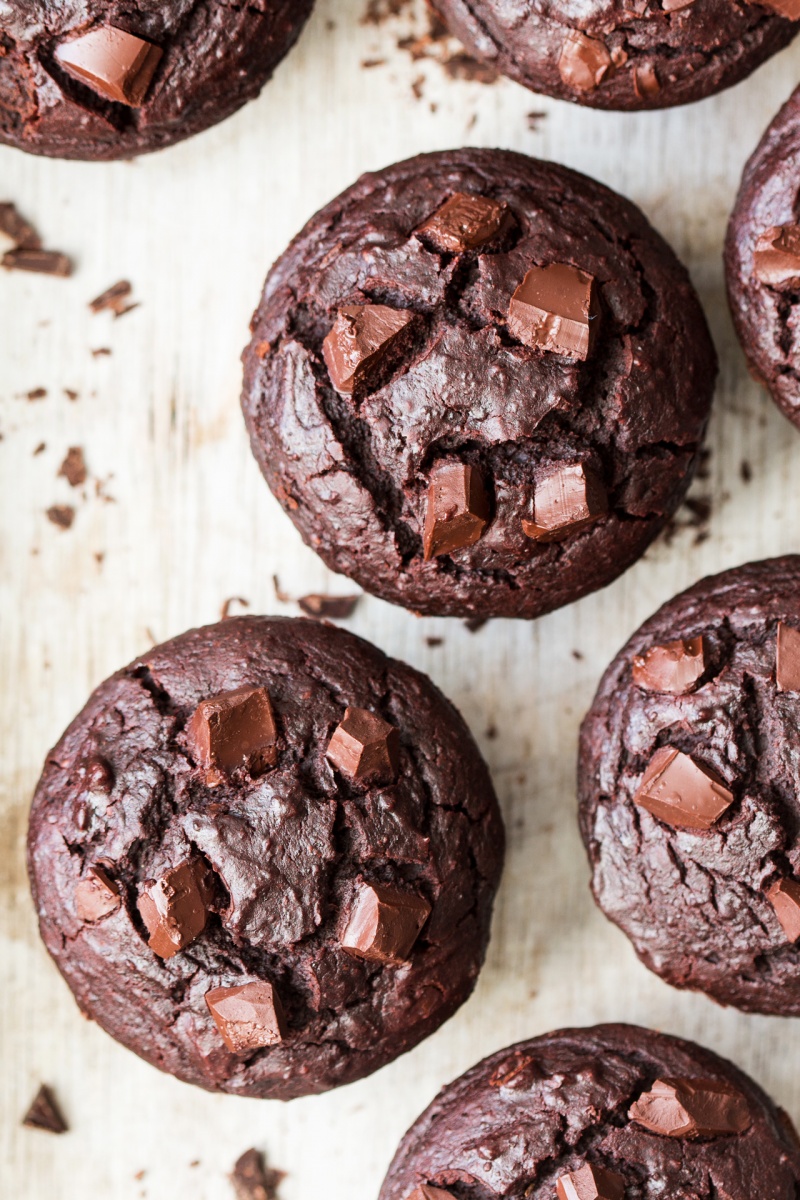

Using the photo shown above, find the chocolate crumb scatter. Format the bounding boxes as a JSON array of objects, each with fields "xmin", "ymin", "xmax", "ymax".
[
  {"xmin": 327, "ymin": 707, "xmax": 399, "ymax": 784},
  {"xmin": 58, "ymin": 446, "xmax": 87, "ymax": 488},
  {"xmin": 634, "ymin": 746, "xmax": 734, "ymax": 830},
  {"xmin": 22, "ymin": 1085, "xmax": 68, "ymax": 1134},
  {"xmin": 46, "ymin": 505, "xmax": 75, "ymax": 530},
  {"xmin": 231, "ymin": 1148, "xmax": 285, "ymax": 1200}
]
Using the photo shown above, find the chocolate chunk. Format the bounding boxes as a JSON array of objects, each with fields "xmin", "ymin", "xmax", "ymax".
[
  {"xmin": 776, "ymin": 621, "xmax": 800, "ymax": 692},
  {"xmin": 84, "ymin": 754, "xmax": 114, "ymax": 792},
  {"xmin": 0, "ymin": 202, "xmax": 41, "ymax": 251},
  {"xmin": 508, "ymin": 263, "xmax": 601, "ymax": 360},
  {"xmin": 322, "ymin": 304, "xmax": 416, "ymax": 395},
  {"xmin": 629, "ymin": 1077, "xmax": 751, "ymax": 1138},
  {"xmin": 631, "ymin": 635, "xmax": 706, "ymax": 694},
  {"xmin": 90, "ymin": 279, "xmax": 137, "ymax": 318},
  {"xmin": 186, "ymin": 686, "xmax": 278, "ymax": 774},
  {"xmin": 558, "ymin": 30, "xmax": 612, "ymax": 93},
  {"xmin": 206, "ymin": 980, "xmax": 286, "ymax": 1054},
  {"xmin": 556, "ymin": 1164, "xmax": 626, "ymax": 1200},
  {"xmin": 662, "ymin": 0, "xmax": 695, "ymax": 9},
  {"xmin": 341, "ymin": 881, "xmax": 431, "ymax": 962},
  {"xmin": 423, "ymin": 462, "xmax": 491, "ymax": 560},
  {"xmin": 137, "ymin": 859, "xmax": 212, "ymax": 959},
  {"xmin": 634, "ymin": 747, "xmax": 734, "ymax": 830},
  {"xmin": 759, "ymin": 0, "xmax": 800, "ymax": 16},
  {"xmin": 55, "ymin": 26, "xmax": 163, "ymax": 107},
  {"xmin": 633, "ymin": 63, "xmax": 660, "ymax": 100},
  {"xmin": 58, "ymin": 446, "xmax": 87, "ymax": 488},
  {"xmin": 522, "ymin": 464, "xmax": 607, "ymax": 542},
  {"xmin": 231, "ymin": 1149, "xmax": 285, "ymax": 1200},
  {"xmin": 22, "ymin": 1085, "xmax": 68, "ymax": 1134},
  {"xmin": 46, "ymin": 504, "xmax": 75, "ymax": 530},
  {"xmin": 297, "ymin": 593, "xmax": 361, "ymax": 619},
  {"xmin": 406, "ymin": 1189, "xmax": 453, "ymax": 1200},
  {"xmin": 326, "ymin": 706, "xmax": 399, "ymax": 783},
  {"xmin": 75, "ymin": 865, "xmax": 121, "ymax": 922},
  {"xmin": 415, "ymin": 192, "xmax": 511, "ymax": 253},
  {"xmin": 767, "ymin": 878, "xmax": 800, "ymax": 943},
  {"xmin": 753, "ymin": 225, "xmax": 800, "ymax": 288},
  {"xmin": 3, "ymin": 248, "xmax": 72, "ymax": 277}
]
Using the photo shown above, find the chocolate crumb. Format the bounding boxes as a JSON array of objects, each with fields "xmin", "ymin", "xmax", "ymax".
[
  {"xmin": 58, "ymin": 446, "xmax": 87, "ymax": 487},
  {"xmin": 89, "ymin": 279, "xmax": 138, "ymax": 318},
  {"xmin": 426, "ymin": 636, "xmax": 444, "ymax": 647},
  {"xmin": 298, "ymin": 593, "xmax": 361, "ymax": 619},
  {"xmin": 740, "ymin": 459, "xmax": 753, "ymax": 483},
  {"xmin": 361, "ymin": 0, "xmax": 413, "ymax": 23},
  {"xmin": 572, "ymin": 649, "xmax": 584, "ymax": 660},
  {"xmin": 272, "ymin": 574, "xmax": 291, "ymax": 604},
  {"xmin": 527, "ymin": 111, "xmax": 547, "ymax": 131},
  {"xmin": 33, "ymin": 442, "xmax": 46, "ymax": 456},
  {"xmin": 361, "ymin": 57, "xmax": 387, "ymax": 68},
  {"xmin": 91, "ymin": 347, "xmax": 112, "ymax": 358},
  {"xmin": 3, "ymin": 247, "xmax": 72, "ymax": 276},
  {"xmin": 231, "ymin": 1148, "xmax": 285, "ymax": 1200},
  {"xmin": 63, "ymin": 388, "xmax": 79, "ymax": 401},
  {"xmin": 26, "ymin": 387, "xmax": 47, "ymax": 401},
  {"xmin": 46, "ymin": 505, "xmax": 75, "ymax": 530},
  {"xmin": 464, "ymin": 617, "xmax": 489, "ymax": 633},
  {"xmin": 22, "ymin": 1085, "xmax": 67, "ymax": 1134},
  {"xmin": 485, "ymin": 722, "xmax": 498, "ymax": 739},
  {"xmin": 0, "ymin": 202, "xmax": 41, "ymax": 251},
  {"xmin": 221, "ymin": 596, "xmax": 250, "ymax": 620}
]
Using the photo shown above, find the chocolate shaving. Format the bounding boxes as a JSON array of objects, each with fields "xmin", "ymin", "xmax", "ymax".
[
  {"xmin": 0, "ymin": 202, "xmax": 41, "ymax": 250},
  {"xmin": 89, "ymin": 279, "xmax": 138, "ymax": 318},
  {"xmin": 22, "ymin": 1085, "xmax": 68, "ymax": 1134}
]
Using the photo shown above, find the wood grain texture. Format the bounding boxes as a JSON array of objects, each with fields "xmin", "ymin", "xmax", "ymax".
[{"xmin": 2, "ymin": 1, "xmax": 800, "ymax": 1195}]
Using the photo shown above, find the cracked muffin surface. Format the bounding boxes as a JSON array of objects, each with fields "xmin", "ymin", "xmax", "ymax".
[
  {"xmin": 379, "ymin": 1024, "xmax": 800, "ymax": 1200},
  {"xmin": 27, "ymin": 616, "xmax": 504, "ymax": 1098},
  {"xmin": 428, "ymin": 0, "xmax": 797, "ymax": 111},
  {"xmin": 241, "ymin": 149, "xmax": 717, "ymax": 621},
  {"xmin": 579, "ymin": 556, "xmax": 800, "ymax": 1016},
  {"xmin": 0, "ymin": 0, "xmax": 314, "ymax": 160}
]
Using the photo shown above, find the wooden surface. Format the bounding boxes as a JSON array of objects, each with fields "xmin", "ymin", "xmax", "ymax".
[{"xmin": 3, "ymin": 1, "xmax": 800, "ymax": 1194}]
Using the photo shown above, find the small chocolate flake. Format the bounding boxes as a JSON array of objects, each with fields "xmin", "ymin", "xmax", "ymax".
[
  {"xmin": 632, "ymin": 635, "xmax": 706, "ymax": 695},
  {"xmin": 0, "ymin": 202, "xmax": 41, "ymax": 251},
  {"xmin": 22, "ymin": 1085, "xmax": 67, "ymax": 1134},
  {"xmin": 556, "ymin": 1164, "xmax": 626, "ymax": 1200},
  {"xmin": 33, "ymin": 442, "xmax": 46, "ymax": 456},
  {"xmin": 3, "ymin": 248, "xmax": 72, "ymax": 276},
  {"xmin": 89, "ymin": 279, "xmax": 138, "ymax": 318},
  {"xmin": 58, "ymin": 446, "xmax": 87, "ymax": 488},
  {"xmin": 231, "ymin": 1148, "xmax": 285, "ymax": 1200},
  {"xmin": 46, "ymin": 505, "xmax": 75, "ymax": 530},
  {"xmin": 297, "ymin": 593, "xmax": 361, "ymax": 619},
  {"xmin": 768, "ymin": 878, "xmax": 800, "ymax": 943}
]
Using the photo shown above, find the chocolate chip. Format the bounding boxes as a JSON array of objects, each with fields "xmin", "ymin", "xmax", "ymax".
[
  {"xmin": 46, "ymin": 504, "xmax": 75, "ymax": 530},
  {"xmin": 405, "ymin": 1188, "xmax": 454, "ymax": 1200},
  {"xmin": 634, "ymin": 746, "xmax": 734, "ymax": 830},
  {"xmin": 776, "ymin": 621, "xmax": 800, "ymax": 692},
  {"xmin": 341, "ymin": 881, "xmax": 431, "ymax": 962},
  {"xmin": 84, "ymin": 754, "xmax": 114, "ymax": 792},
  {"xmin": 137, "ymin": 859, "xmax": 212, "ymax": 959},
  {"xmin": 55, "ymin": 26, "xmax": 163, "ymax": 107},
  {"xmin": 629, "ymin": 1077, "xmax": 751, "ymax": 1138},
  {"xmin": 297, "ymin": 593, "xmax": 361, "ymax": 619},
  {"xmin": 556, "ymin": 1164, "xmax": 626, "ymax": 1200},
  {"xmin": 3, "ymin": 248, "xmax": 72, "ymax": 277},
  {"xmin": 632, "ymin": 635, "xmax": 706, "ymax": 695},
  {"xmin": 75, "ymin": 864, "xmax": 121, "ymax": 922},
  {"xmin": 322, "ymin": 304, "xmax": 416, "ymax": 395},
  {"xmin": 58, "ymin": 446, "xmax": 87, "ymax": 488},
  {"xmin": 522, "ymin": 464, "xmax": 607, "ymax": 542},
  {"xmin": 423, "ymin": 461, "xmax": 490, "ymax": 560},
  {"xmin": 326, "ymin": 706, "xmax": 399, "ymax": 783},
  {"xmin": 186, "ymin": 686, "xmax": 278, "ymax": 775},
  {"xmin": 22, "ymin": 1085, "xmax": 68, "ymax": 1134},
  {"xmin": 753, "ymin": 225, "xmax": 800, "ymax": 288},
  {"xmin": 206, "ymin": 980, "xmax": 287, "ymax": 1054},
  {"xmin": 558, "ymin": 30, "xmax": 612, "ymax": 92},
  {"xmin": 633, "ymin": 62, "xmax": 660, "ymax": 100},
  {"xmin": 231, "ymin": 1149, "xmax": 285, "ymax": 1200},
  {"xmin": 0, "ymin": 202, "xmax": 41, "ymax": 251},
  {"xmin": 415, "ymin": 192, "xmax": 511, "ymax": 253},
  {"xmin": 767, "ymin": 878, "xmax": 800, "ymax": 943},
  {"xmin": 508, "ymin": 263, "xmax": 601, "ymax": 360}
]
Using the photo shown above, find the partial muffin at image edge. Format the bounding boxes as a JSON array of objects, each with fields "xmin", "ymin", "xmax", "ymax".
[
  {"xmin": 379, "ymin": 1024, "xmax": 800, "ymax": 1200},
  {"xmin": 580, "ymin": 555, "xmax": 800, "ymax": 1016},
  {"xmin": 0, "ymin": 0, "xmax": 315, "ymax": 160},
  {"xmin": 726, "ymin": 84, "xmax": 800, "ymax": 431},
  {"xmin": 27, "ymin": 616, "xmax": 504, "ymax": 1098},
  {"xmin": 242, "ymin": 148, "xmax": 718, "ymax": 621},
  {"xmin": 428, "ymin": 0, "xmax": 798, "ymax": 111}
]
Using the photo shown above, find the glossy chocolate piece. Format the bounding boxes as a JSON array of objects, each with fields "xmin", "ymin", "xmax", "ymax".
[
  {"xmin": 75, "ymin": 865, "xmax": 121, "ymax": 922},
  {"xmin": 777, "ymin": 621, "xmax": 800, "ymax": 691},
  {"xmin": 753, "ymin": 225, "xmax": 800, "ymax": 288},
  {"xmin": 416, "ymin": 192, "xmax": 510, "ymax": 253},
  {"xmin": 137, "ymin": 859, "xmax": 212, "ymax": 959},
  {"xmin": 186, "ymin": 685, "xmax": 277, "ymax": 774},
  {"xmin": 634, "ymin": 746, "xmax": 734, "ymax": 831},
  {"xmin": 556, "ymin": 1164, "xmax": 626, "ymax": 1200},
  {"xmin": 55, "ymin": 25, "xmax": 163, "ymax": 107},
  {"xmin": 768, "ymin": 878, "xmax": 800, "ymax": 943},
  {"xmin": 632, "ymin": 635, "xmax": 706, "ymax": 695},
  {"xmin": 326, "ymin": 707, "xmax": 399, "ymax": 784},
  {"xmin": 509, "ymin": 263, "xmax": 601, "ymax": 360},
  {"xmin": 629, "ymin": 1077, "xmax": 751, "ymax": 1138},
  {"xmin": 341, "ymin": 882, "xmax": 431, "ymax": 962},
  {"xmin": 558, "ymin": 30, "xmax": 612, "ymax": 93},
  {"xmin": 323, "ymin": 304, "xmax": 416, "ymax": 395},
  {"xmin": 206, "ymin": 980, "xmax": 287, "ymax": 1054},
  {"xmin": 522, "ymin": 464, "xmax": 607, "ymax": 542},
  {"xmin": 423, "ymin": 462, "xmax": 490, "ymax": 560}
]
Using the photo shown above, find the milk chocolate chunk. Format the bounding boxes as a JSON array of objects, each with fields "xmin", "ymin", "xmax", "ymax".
[
  {"xmin": 22, "ymin": 1085, "xmax": 67, "ymax": 1135},
  {"xmin": 556, "ymin": 1164, "xmax": 626, "ymax": 1200},
  {"xmin": 54, "ymin": 26, "xmax": 163, "ymax": 107},
  {"xmin": 341, "ymin": 882, "xmax": 431, "ymax": 962},
  {"xmin": 322, "ymin": 304, "xmax": 416, "ymax": 395},
  {"xmin": 522, "ymin": 464, "xmax": 607, "ymax": 543},
  {"xmin": 753, "ymin": 225, "xmax": 800, "ymax": 288},
  {"xmin": 406, "ymin": 1188, "xmax": 454, "ymax": 1200},
  {"xmin": 137, "ymin": 859, "xmax": 212, "ymax": 959},
  {"xmin": 634, "ymin": 747, "xmax": 734, "ymax": 830},
  {"xmin": 186, "ymin": 685, "xmax": 277, "ymax": 774},
  {"xmin": 558, "ymin": 30, "xmax": 613, "ymax": 93},
  {"xmin": 508, "ymin": 263, "xmax": 601, "ymax": 360},
  {"xmin": 326, "ymin": 706, "xmax": 400, "ymax": 783},
  {"xmin": 767, "ymin": 878, "xmax": 800, "ymax": 943},
  {"xmin": 205, "ymin": 980, "xmax": 287, "ymax": 1054},
  {"xmin": 629, "ymin": 1077, "xmax": 751, "ymax": 1139},
  {"xmin": 75, "ymin": 864, "xmax": 121, "ymax": 922},
  {"xmin": 416, "ymin": 192, "xmax": 511, "ymax": 254},
  {"xmin": 632, "ymin": 635, "xmax": 706, "ymax": 694},
  {"xmin": 776, "ymin": 621, "xmax": 800, "ymax": 691},
  {"xmin": 423, "ymin": 462, "xmax": 490, "ymax": 560}
]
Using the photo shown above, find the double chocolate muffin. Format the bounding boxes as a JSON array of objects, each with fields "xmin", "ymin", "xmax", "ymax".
[
  {"xmin": 429, "ymin": 0, "xmax": 798, "ymax": 111},
  {"xmin": 580, "ymin": 556, "xmax": 800, "ymax": 1016},
  {"xmin": 27, "ymin": 616, "xmax": 504, "ymax": 1098},
  {"xmin": 0, "ymin": 1, "xmax": 315, "ymax": 160},
  {"xmin": 380, "ymin": 1025, "xmax": 800, "ymax": 1199},
  {"xmin": 242, "ymin": 148, "xmax": 717, "ymax": 621}
]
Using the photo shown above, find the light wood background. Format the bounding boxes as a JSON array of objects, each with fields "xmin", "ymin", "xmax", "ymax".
[{"xmin": 3, "ymin": 1, "xmax": 800, "ymax": 1195}]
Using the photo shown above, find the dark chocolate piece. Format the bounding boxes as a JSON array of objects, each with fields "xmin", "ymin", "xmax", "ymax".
[
  {"xmin": 752, "ymin": 225, "xmax": 800, "ymax": 288},
  {"xmin": 326, "ymin": 707, "xmax": 399, "ymax": 783},
  {"xmin": 423, "ymin": 462, "xmax": 490, "ymax": 560},
  {"xmin": 0, "ymin": 203, "xmax": 41, "ymax": 250},
  {"xmin": 633, "ymin": 746, "xmax": 734, "ymax": 830},
  {"xmin": 84, "ymin": 754, "xmax": 114, "ymax": 792},
  {"xmin": 90, "ymin": 280, "xmax": 136, "ymax": 317},
  {"xmin": 322, "ymin": 304, "xmax": 416, "ymax": 395},
  {"xmin": 297, "ymin": 593, "xmax": 361, "ymax": 619},
  {"xmin": 522, "ymin": 464, "xmax": 607, "ymax": 542},
  {"xmin": 556, "ymin": 1164, "xmax": 626, "ymax": 1200},
  {"xmin": 22, "ymin": 1085, "xmax": 68, "ymax": 1134},
  {"xmin": 46, "ymin": 505, "xmax": 75, "ymax": 529},
  {"xmin": 75, "ymin": 865, "xmax": 121, "ymax": 922},
  {"xmin": 55, "ymin": 26, "xmax": 163, "ymax": 107},
  {"xmin": 508, "ymin": 263, "xmax": 601, "ymax": 359},
  {"xmin": 415, "ymin": 192, "xmax": 510, "ymax": 253},
  {"xmin": 3, "ymin": 249, "xmax": 72, "ymax": 277},
  {"xmin": 58, "ymin": 447, "xmax": 87, "ymax": 488},
  {"xmin": 186, "ymin": 686, "xmax": 277, "ymax": 774},
  {"xmin": 629, "ymin": 1077, "xmax": 751, "ymax": 1138},
  {"xmin": 231, "ymin": 1149, "xmax": 284, "ymax": 1200},
  {"xmin": 137, "ymin": 859, "xmax": 212, "ymax": 959},
  {"xmin": 341, "ymin": 881, "xmax": 431, "ymax": 962},
  {"xmin": 768, "ymin": 878, "xmax": 800, "ymax": 943},
  {"xmin": 777, "ymin": 621, "xmax": 800, "ymax": 691},
  {"xmin": 633, "ymin": 63, "xmax": 660, "ymax": 100},
  {"xmin": 206, "ymin": 980, "xmax": 287, "ymax": 1054},
  {"xmin": 631, "ymin": 635, "xmax": 705, "ymax": 694},
  {"xmin": 558, "ymin": 30, "xmax": 612, "ymax": 93}
]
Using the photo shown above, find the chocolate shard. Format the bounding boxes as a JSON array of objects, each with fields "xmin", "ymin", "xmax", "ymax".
[
  {"xmin": 54, "ymin": 25, "xmax": 163, "ymax": 107},
  {"xmin": 83, "ymin": 754, "xmax": 114, "ymax": 793},
  {"xmin": 405, "ymin": 1188, "xmax": 454, "ymax": 1200},
  {"xmin": 322, "ymin": 304, "xmax": 416, "ymax": 395},
  {"xmin": 662, "ymin": 0, "xmax": 695, "ymax": 9},
  {"xmin": 415, "ymin": 192, "xmax": 511, "ymax": 254},
  {"xmin": 3, "ymin": 248, "xmax": 72, "ymax": 277},
  {"xmin": 758, "ymin": 0, "xmax": 800, "ymax": 17},
  {"xmin": 776, "ymin": 621, "xmax": 800, "ymax": 691},
  {"xmin": 558, "ymin": 30, "xmax": 612, "ymax": 93},
  {"xmin": 633, "ymin": 746, "xmax": 734, "ymax": 831},
  {"xmin": 22, "ymin": 1085, "xmax": 68, "ymax": 1134},
  {"xmin": 633, "ymin": 62, "xmax": 660, "ymax": 100},
  {"xmin": 186, "ymin": 685, "xmax": 278, "ymax": 774},
  {"xmin": 75, "ymin": 864, "xmax": 121, "ymax": 922},
  {"xmin": 508, "ymin": 263, "xmax": 601, "ymax": 360},
  {"xmin": 753, "ymin": 225, "xmax": 800, "ymax": 288},
  {"xmin": 326, "ymin": 706, "xmax": 400, "ymax": 784},
  {"xmin": 137, "ymin": 859, "xmax": 213, "ymax": 959},
  {"xmin": 206, "ymin": 980, "xmax": 287, "ymax": 1055},
  {"xmin": 423, "ymin": 461, "xmax": 491, "ymax": 560},
  {"xmin": 631, "ymin": 635, "xmax": 706, "ymax": 695},
  {"xmin": 522, "ymin": 463, "xmax": 607, "ymax": 543},
  {"xmin": 90, "ymin": 279, "xmax": 136, "ymax": 317},
  {"xmin": 341, "ymin": 881, "xmax": 431, "ymax": 962},
  {"xmin": 231, "ymin": 1148, "xmax": 285, "ymax": 1200},
  {"xmin": 556, "ymin": 1164, "xmax": 626, "ymax": 1200},
  {"xmin": 0, "ymin": 202, "xmax": 41, "ymax": 251},
  {"xmin": 767, "ymin": 878, "xmax": 800, "ymax": 943},
  {"xmin": 629, "ymin": 1077, "xmax": 751, "ymax": 1139},
  {"xmin": 297, "ymin": 593, "xmax": 361, "ymax": 619}
]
